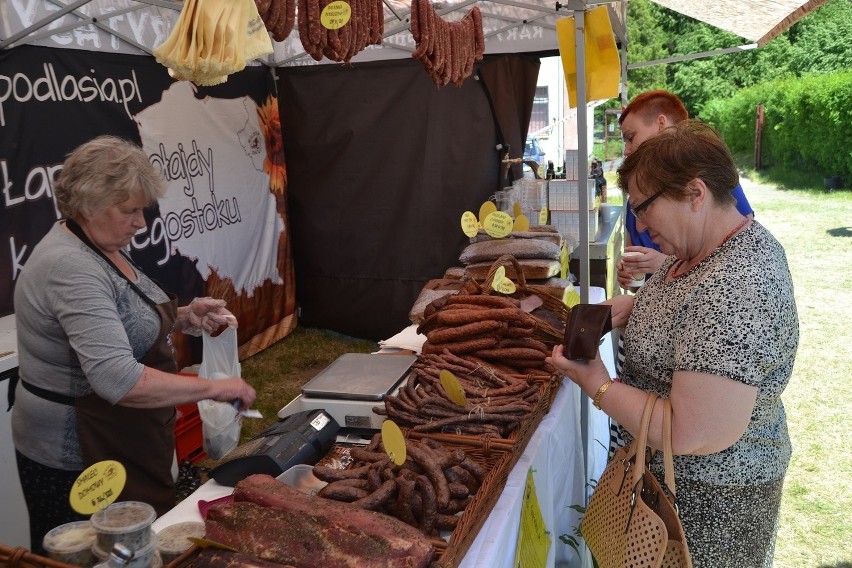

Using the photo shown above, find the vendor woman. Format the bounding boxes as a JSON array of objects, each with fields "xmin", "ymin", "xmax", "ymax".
[{"xmin": 12, "ymin": 135, "xmax": 256, "ymax": 553}]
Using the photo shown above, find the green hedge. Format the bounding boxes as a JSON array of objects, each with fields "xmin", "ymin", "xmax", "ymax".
[{"xmin": 700, "ymin": 71, "xmax": 852, "ymax": 180}]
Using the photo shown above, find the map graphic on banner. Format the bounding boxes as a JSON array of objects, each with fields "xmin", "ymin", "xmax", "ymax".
[{"xmin": 135, "ymin": 81, "xmax": 284, "ymax": 294}]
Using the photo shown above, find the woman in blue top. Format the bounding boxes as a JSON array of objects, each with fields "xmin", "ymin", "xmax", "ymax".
[{"xmin": 617, "ymin": 90, "xmax": 754, "ymax": 289}]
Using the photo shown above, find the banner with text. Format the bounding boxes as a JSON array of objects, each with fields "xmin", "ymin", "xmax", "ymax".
[{"xmin": 0, "ymin": 45, "xmax": 295, "ymax": 362}]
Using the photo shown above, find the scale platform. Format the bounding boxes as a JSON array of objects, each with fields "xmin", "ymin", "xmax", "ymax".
[{"xmin": 278, "ymin": 353, "xmax": 416, "ymax": 430}]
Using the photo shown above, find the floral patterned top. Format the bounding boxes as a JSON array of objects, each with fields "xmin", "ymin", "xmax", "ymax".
[{"xmin": 619, "ymin": 220, "xmax": 799, "ymax": 485}]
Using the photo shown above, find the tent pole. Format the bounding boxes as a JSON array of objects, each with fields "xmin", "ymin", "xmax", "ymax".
[
  {"xmin": 575, "ymin": 10, "xmax": 590, "ymax": 304},
  {"xmin": 0, "ymin": 0, "xmax": 93, "ymax": 49}
]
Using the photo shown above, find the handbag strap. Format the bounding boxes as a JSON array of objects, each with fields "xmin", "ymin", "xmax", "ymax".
[
  {"xmin": 663, "ymin": 398, "xmax": 676, "ymax": 496},
  {"xmin": 631, "ymin": 393, "xmax": 658, "ymax": 487}
]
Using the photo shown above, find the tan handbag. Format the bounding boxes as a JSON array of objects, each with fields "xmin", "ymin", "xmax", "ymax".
[{"xmin": 580, "ymin": 394, "xmax": 692, "ymax": 568}]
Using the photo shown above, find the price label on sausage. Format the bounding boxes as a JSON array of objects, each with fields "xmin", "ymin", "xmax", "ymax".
[
  {"xmin": 320, "ymin": 1, "xmax": 351, "ymax": 29},
  {"xmin": 440, "ymin": 370, "xmax": 468, "ymax": 408},
  {"xmin": 482, "ymin": 211, "xmax": 513, "ymax": 238},
  {"xmin": 539, "ymin": 207, "xmax": 548, "ymax": 226},
  {"xmin": 492, "ymin": 265, "xmax": 517, "ymax": 295},
  {"xmin": 513, "ymin": 202, "xmax": 523, "ymax": 218},
  {"xmin": 461, "ymin": 211, "xmax": 480, "ymax": 237},
  {"xmin": 513, "ymin": 213, "xmax": 530, "ymax": 232},
  {"xmin": 381, "ymin": 420, "xmax": 407, "ymax": 465},
  {"xmin": 69, "ymin": 460, "xmax": 126, "ymax": 515}
]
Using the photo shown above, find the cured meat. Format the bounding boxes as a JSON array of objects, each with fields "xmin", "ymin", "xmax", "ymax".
[
  {"xmin": 185, "ymin": 548, "xmax": 292, "ymax": 568},
  {"xmin": 212, "ymin": 474, "xmax": 434, "ymax": 568}
]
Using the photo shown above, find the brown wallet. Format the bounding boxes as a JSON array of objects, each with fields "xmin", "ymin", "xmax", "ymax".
[{"xmin": 562, "ymin": 304, "xmax": 613, "ymax": 360}]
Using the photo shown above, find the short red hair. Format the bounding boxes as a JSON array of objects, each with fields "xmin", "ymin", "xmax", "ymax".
[{"xmin": 619, "ymin": 90, "xmax": 689, "ymax": 126}]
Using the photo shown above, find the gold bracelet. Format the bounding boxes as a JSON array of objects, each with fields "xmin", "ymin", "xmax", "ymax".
[{"xmin": 592, "ymin": 379, "xmax": 614, "ymax": 410}]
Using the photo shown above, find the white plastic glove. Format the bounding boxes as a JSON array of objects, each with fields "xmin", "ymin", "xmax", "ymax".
[{"xmin": 179, "ymin": 297, "xmax": 238, "ymax": 336}]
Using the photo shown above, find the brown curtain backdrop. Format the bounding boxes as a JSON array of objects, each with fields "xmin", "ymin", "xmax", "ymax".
[
  {"xmin": 477, "ymin": 55, "xmax": 542, "ymax": 192},
  {"xmin": 277, "ymin": 56, "xmax": 539, "ymax": 340}
]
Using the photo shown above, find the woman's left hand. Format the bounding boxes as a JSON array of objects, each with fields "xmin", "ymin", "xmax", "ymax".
[{"xmin": 179, "ymin": 297, "xmax": 238, "ymax": 336}]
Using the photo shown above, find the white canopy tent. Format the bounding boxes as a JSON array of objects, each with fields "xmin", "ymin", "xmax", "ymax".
[{"xmin": 1, "ymin": 0, "xmax": 828, "ymax": 300}]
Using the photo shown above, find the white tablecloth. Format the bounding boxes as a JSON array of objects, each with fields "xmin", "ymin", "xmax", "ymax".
[{"xmin": 155, "ymin": 288, "xmax": 616, "ymax": 568}]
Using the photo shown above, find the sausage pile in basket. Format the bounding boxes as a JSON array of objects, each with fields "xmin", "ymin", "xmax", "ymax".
[{"xmin": 313, "ymin": 435, "xmax": 485, "ymax": 536}]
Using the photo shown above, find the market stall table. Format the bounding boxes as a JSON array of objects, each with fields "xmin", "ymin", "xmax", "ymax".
[{"xmin": 154, "ymin": 288, "xmax": 615, "ymax": 567}]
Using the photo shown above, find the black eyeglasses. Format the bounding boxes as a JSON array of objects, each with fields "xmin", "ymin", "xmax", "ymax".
[{"xmin": 630, "ymin": 189, "xmax": 666, "ymax": 219}]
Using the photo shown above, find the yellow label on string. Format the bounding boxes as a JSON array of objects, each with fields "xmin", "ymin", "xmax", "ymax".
[
  {"xmin": 478, "ymin": 201, "xmax": 497, "ymax": 225},
  {"xmin": 69, "ymin": 460, "xmax": 126, "ymax": 515},
  {"xmin": 514, "ymin": 468, "xmax": 552, "ymax": 567},
  {"xmin": 461, "ymin": 211, "xmax": 480, "ymax": 237},
  {"xmin": 440, "ymin": 370, "xmax": 468, "ymax": 408},
  {"xmin": 483, "ymin": 211, "xmax": 513, "ymax": 238},
  {"xmin": 381, "ymin": 420, "xmax": 407, "ymax": 465},
  {"xmin": 560, "ymin": 243, "xmax": 569, "ymax": 279},
  {"xmin": 513, "ymin": 213, "xmax": 530, "ymax": 232},
  {"xmin": 320, "ymin": 1, "xmax": 351, "ymax": 29},
  {"xmin": 539, "ymin": 207, "xmax": 549, "ymax": 226},
  {"xmin": 492, "ymin": 265, "xmax": 517, "ymax": 295},
  {"xmin": 563, "ymin": 283, "xmax": 581, "ymax": 308},
  {"xmin": 513, "ymin": 202, "xmax": 523, "ymax": 218}
]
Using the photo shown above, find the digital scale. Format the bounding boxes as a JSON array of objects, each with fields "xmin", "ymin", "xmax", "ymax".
[{"xmin": 277, "ymin": 353, "xmax": 417, "ymax": 430}]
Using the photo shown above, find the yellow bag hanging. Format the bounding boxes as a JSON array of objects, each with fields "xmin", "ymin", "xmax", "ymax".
[
  {"xmin": 556, "ymin": 6, "xmax": 620, "ymax": 108},
  {"xmin": 154, "ymin": 0, "xmax": 272, "ymax": 87}
]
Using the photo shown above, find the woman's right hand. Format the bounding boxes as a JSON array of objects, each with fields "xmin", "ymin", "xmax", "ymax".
[
  {"xmin": 209, "ymin": 377, "xmax": 257, "ymax": 411},
  {"xmin": 618, "ymin": 246, "xmax": 668, "ymax": 288}
]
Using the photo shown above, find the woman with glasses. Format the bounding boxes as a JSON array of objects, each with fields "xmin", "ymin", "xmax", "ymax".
[
  {"xmin": 547, "ymin": 120, "xmax": 798, "ymax": 567},
  {"xmin": 616, "ymin": 90, "xmax": 754, "ymax": 290}
]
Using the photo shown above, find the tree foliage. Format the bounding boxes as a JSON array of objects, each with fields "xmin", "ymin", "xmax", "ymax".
[{"xmin": 625, "ymin": 0, "xmax": 852, "ymax": 114}]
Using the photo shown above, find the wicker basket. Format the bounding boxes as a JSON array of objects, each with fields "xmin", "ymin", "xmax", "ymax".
[
  {"xmin": 428, "ymin": 374, "xmax": 561, "ymax": 567},
  {"xmin": 0, "ymin": 545, "xmax": 77, "ymax": 568}
]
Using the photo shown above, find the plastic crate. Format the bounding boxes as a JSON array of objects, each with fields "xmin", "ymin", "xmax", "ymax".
[
  {"xmin": 175, "ymin": 402, "xmax": 206, "ymax": 463},
  {"xmin": 564, "ymin": 150, "xmax": 579, "ymax": 180},
  {"xmin": 549, "ymin": 179, "xmax": 597, "ymax": 210},
  {"xmin": 551, "ymin": 209, "xmax": 599, "ymax": 245}
]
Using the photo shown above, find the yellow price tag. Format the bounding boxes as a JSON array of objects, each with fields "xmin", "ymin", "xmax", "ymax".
[
  {"xmin": 69, "ymin": 460, "xmax": 126, "ymax": 515},
  {"xmin": 513, "ymin": 202, "xmax": 523, "ymax": 218},
  {"xmin": 560, "ymin": 243, "xmax": 569, "ymax": 279},
  {"xmin": 381, "ymin": 420, "xmax": 407, "ymax": 465},
  {"xmin": 563, "ymin": 283, "xmax": 581, "ymax": 308},
  {"xmin": 320, "ymin": 1, "xmax": 351, "ymax": 29},
  {"xmin": 539, "ymin": 207, "xmax": 548, "ymax": 226},
  {"xmin": 513, "ymin": 213, "xmax": 530, "ymax": 232},
  {"xmin": 478, "ymin": 201, "xmax": 497, "ymax": 225},
  {"xmin": 513, "ymin": 468, "xmax": 552, "ymax": 567},
  {"xmin": 482, "ymin": 211, "xmax": 513, "ymax": 238},
  {"xmin": 491, "ymin": 265, "xmax": 517, "ymax": 295},
  {"xmin": 440, "ymin": 370, "xmax": 468, "ymax": 408},
  {"xmin": 461, "ymin": 211, "xmax": 479, "ymax": 237}
]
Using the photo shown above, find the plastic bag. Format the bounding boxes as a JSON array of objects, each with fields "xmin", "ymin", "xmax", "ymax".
[{"xmin": 197, "ymin": 326, "xmax": 242, "ymax": 460}]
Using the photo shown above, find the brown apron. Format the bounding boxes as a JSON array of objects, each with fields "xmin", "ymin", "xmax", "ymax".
[{"xmin": 66, "ymin": 219, "xmax": 181, "ymax": 516}]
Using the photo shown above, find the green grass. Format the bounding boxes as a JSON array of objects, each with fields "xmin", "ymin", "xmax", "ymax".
[
  {"xmin": 737, "ymin": 175, "xmax": 852, "ymax": 567},
  {"xmin": 238, "ymin": 173, "xmax": 852, "ymax": 565}
]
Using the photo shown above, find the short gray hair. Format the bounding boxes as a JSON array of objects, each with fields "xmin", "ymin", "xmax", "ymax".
[{"xmin": 55, "ymin": 135, "xmax": 166, "ymax": 220}]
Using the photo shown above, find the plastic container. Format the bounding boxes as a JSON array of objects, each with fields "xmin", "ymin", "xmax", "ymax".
[
  {"xmin": 621, "ymin": 251, "xmax": 646, "ymax": 287},
  {"xmin": 90, "ymin": 501, "xmax": 156, "ymax": 552},
  {"xmin": 276, "ymin": 464, "xmax": 327, "ymax": 495},
  {"xmin": 93, "ymin": 533, "xmax": 161, "ymax": 568},
  {"xmin": 155, "ymin": 522, "xmax": 205, "ymax": 564},
  {"xmin": 42, "ymin": 520, "xmax": 96, "ymax": 567}
]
